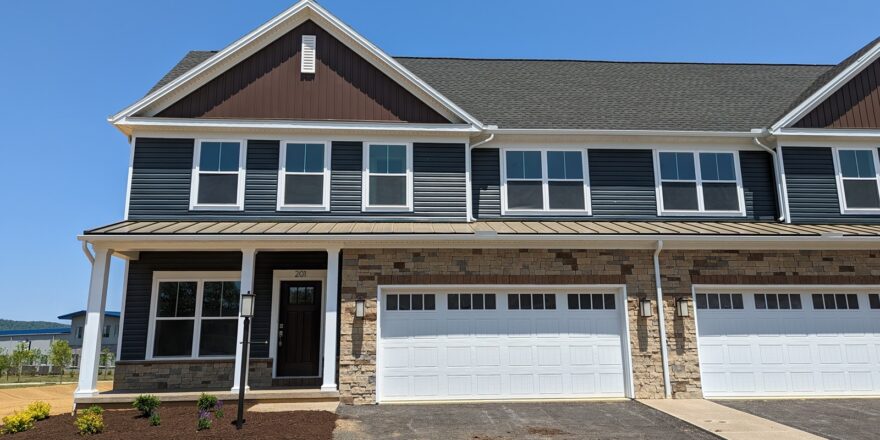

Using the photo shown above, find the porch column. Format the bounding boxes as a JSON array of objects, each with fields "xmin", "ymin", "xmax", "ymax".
[
  {"xmin": 74, "ymin": 246, "xmax": 113, "ymax": 398},
  {"xmin": 231, "ymin": 248, "xmax": 257, "ymax": 392},
  {"xmin": 321, "ymin": 247, "xmax": 341, "ymax": 391}
]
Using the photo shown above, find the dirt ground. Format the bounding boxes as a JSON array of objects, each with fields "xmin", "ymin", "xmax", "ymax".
[
  {"xmin": 0, "ymin": 381, "xmax": 113, "ymax": 418},
  {"xmin": 3, "ymin": 405, "xmax": 336, "ymax": 439}
]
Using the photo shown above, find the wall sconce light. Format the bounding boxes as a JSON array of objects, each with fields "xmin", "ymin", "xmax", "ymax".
[
  {"xmin": 676, "ymin": 297, "xmax": 689, "ymax": 317},
  {"xmin": 355, "ymin": 298, "xmax": 365, "ymax": 318},
  {"xmin": 639, "ymin": 298, "xmax": 653, "ymax": 317}
]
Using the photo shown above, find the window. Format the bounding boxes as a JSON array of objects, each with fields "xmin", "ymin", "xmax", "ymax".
[
  {"xmin": 567, "ymin": 293, "xmax": 616, "ymax": 310},
  {"xmin": 386, "ymin": 294, "xmax": 435, "ymax": 311},
  {"xmin": 869, "ymin": 294, "xmax": 880, "ymax": 309},
  {"xmin": 754, "ymin": 294, "xmax": 802, "ymax": 310},
  {"xmin": 363, "ymin": 144, "xmax": 412, "ymax": 211},
  {"xmin": 695, "ymin": 293, "xmax": 744, "ymax": 310},
  {"xmin": 447, "ymin": 293, "xmax": 496, "ymax": 310},
  {"xmin": 502, "ymin": 149, "xmax": 590, "ymax": 214},
  {"xmin": 812, "ymin": 293, "xmax": 859, "ymax": 310},
  {"xmin": 507, "ymin": 294, "xmax": 556, "ymax": 310},
  {"xmin": 190, "ymin": 140, "xmax": 245, "ymax": 210},
  {"xmin": 656, "ymin": 151, "xmax": 743, "ymax": 215},
  {"xmin": 76, "ymin": 326, "xmax": 83, "ymax": 339},
  {"xmin": 834, "ymin": 148, "xmax": 880, "ymax": 213},
  {"xmin": 149, "ymin": 274, "xmax": 241, "ymax": 359},
  {"xmin": 278, "ymin": 142, "xmax": 330, "ymax": 210},
  {"xmin": 102, "ymin": 325, "xmax": 111, "ymax": 338}
]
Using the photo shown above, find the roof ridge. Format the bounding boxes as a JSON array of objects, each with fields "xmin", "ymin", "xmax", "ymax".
[{"xmin": 394, "ymin": 55, "xmax": 834, "ymax": 67}]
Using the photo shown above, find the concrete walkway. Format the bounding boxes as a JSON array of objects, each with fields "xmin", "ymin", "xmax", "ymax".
[
  {"xmin": 0, "ymin": 381, "xmax": 113, "ymax": 418},
  {"xmin": 640, "ymin": 399, "xmax": 824, "ymax": 440}
]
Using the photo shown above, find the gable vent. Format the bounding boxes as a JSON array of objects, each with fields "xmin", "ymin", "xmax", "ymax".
[{"xmin": 301, "ymin": 35, "xmax": 316, "ymax": 74}]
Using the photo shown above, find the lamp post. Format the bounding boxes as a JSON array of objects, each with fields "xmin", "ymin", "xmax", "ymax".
[{"xmin": 236, "ymin": 291, "xmax": 256, "ymax": 430}]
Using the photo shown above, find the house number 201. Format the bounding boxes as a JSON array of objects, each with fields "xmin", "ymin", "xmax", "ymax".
[{"xmin": 294, "ymin": 271, "xmax": 307, "ymax": 278}]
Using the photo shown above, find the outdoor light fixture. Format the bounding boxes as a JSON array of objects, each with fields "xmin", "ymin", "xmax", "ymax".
[
  {"xmin": 639, "ymin": 298, "xmax": 653, "ymax": 317},
  {"xmin": 236, "ymin": 290, "xmax": 255, "ymax": 430},
  {"xmin": 355, "ymin": 298, "xmax": 366, "ymax": 318},
  {"xmin": 676, "ymin": 297, "xmax": 689, "ymax": 317},
  {"xmin": 240, "ymin": 291, "xmax": 256, "ymax": 318}
]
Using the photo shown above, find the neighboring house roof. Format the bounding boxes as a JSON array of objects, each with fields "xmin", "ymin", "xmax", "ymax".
[
  {"xmin": 57, "ymin": 311, "xmax": 121, "ymax": 320},
  {"xmin": 148, "ymin": 50, "xmax": 830, "ymax": 132},
  {"xmin": 0, "ymin": 328, "xmax": 71, "ymax": 337},
  {"xmin": 84, "ymin": 220, "xmax": 880, "ymax": 237}
]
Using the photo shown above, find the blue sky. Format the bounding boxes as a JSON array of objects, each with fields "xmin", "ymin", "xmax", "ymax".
[{"xmin": 0, "ymin": 0, "xmax": 878, "ymax": 322}]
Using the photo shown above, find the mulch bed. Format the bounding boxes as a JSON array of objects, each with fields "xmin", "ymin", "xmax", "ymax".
[{"xmin": 3, "ymin": 403, "xmax": 336, "ymax": 439}]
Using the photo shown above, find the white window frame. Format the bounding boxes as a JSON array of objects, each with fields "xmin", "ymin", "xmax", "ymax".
[
  {"xmin": 145, "ymin": 271, "xmax": 241, "ymax": 360},
  {"xmin": 500, "ymin": 147, "xmax": 592, "ymax": 216},
  {"xmin": 189, "ymin": 139, "xmax": 247, "ymax": 211},
  {"xmin": 362, "ymin": 142, "xmax": 414, "ymax": 212},
  {"xmin": 276, "ymin": 141, "xmax": 331, "ymax": 211},
  {"xmin": 653, "ymin": 149, "xmax": 746, "ymax": 217},
  {"xmin": 831, "ymin": 147, "xmax": 880, "ymax": 215}
]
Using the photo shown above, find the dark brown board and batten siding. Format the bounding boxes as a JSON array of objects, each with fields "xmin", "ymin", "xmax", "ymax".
[
  {"xmin": 795, "ymin": 58, "xmax": 880, "ymax": 129},
  {"xmin": 155, "ymin": 20, "xmax": 450, "ymax": 123}
]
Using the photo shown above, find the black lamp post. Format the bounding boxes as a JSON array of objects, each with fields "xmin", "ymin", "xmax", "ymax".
[{"xmin": 236, "ymin": 291, "xmax": 256, "ymax": 430}]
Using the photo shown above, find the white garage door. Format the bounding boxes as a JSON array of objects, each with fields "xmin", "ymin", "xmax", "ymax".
[
  {"xmin": 696, "ymin": 291, "xmax": 880, "ymax": 397},
  {"xmin": 378, "ymin": 290, "xmax": 629, "ymax": 402}
]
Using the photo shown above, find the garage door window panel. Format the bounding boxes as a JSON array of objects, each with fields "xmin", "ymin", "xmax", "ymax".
[
  {"xmin": 386, "ymin": 294, "xmax": 435, "ymax": 311},
  {"xmin": 568, "ymin": 293, "xmax": 615, "ymax": 310},
  {"xmin": 696, "ymin": 293, "xmax": 744, "ymax": 310},
  {"xmin": 811, "ymin": 293, "xmax": 859, "ymax": 310},
  {"xmin": 447, "ymin": 293, "xmax": 496, "ymax": 310},
  {"xmin": 754, "ymin": 293, "xmax": 801, "ymax": 310},
  {"xmin": 835, "ymin": 148, "xmax": 880, "ymax": 213},
  {"xmin": 507, "ymin": 294, "xmax": 555, "ymax": 310},
  {"xmin": 870, "ymin": 294, "xmax": 880, "ymax": 309}
]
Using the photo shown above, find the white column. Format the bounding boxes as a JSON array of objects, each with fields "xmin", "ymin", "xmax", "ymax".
[
  {"xmin": 321, "ymin": 247, "xmax": 341, "ymax": 391},
  {"xmin": 74, "ymin": 246, "xmax": 113, "ymax": 398},
  {"xmin": 231, "ymin": 248, "xmax": 257, "ymax": 392}
]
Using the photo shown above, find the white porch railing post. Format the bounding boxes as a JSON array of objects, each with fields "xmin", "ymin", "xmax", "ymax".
[
  {"xmin": 74, "ymin": 246, "xmax": 113, "ymax": 398},
  {"xmin": 232, "ymin": 248, "xmax": 257, "ymax": 392},
  {"xmin": 321, "ymin": 248, "xmax": 341, "ymax": 391}
]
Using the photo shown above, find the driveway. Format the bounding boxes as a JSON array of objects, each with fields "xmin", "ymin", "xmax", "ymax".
[
  {"xmin": 335, "ymin": 401, "xmax": 717, "ymax": 439},
  {"xmin": 718, "ymin": 399, "xmax": 880, "ymax": 440},
  {"xmin": 0, "ymin": 381, "xmax": 113, "ymax": 418}
]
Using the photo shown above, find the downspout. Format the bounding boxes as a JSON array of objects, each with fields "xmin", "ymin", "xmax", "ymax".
[
  {"xmin": 653, "ymin": 240, "xmax": 672, "ymax": 398},
  {"xmin": 466, "ymin": 131, "xmax": 495, "ymax": 221},
  {"xmin": 752, "ymin": 136, "xmax": 786, "ymax": 222},
  {"xmin": 81, "ymin": 241, "xmax": 95, "ymax": 265}
]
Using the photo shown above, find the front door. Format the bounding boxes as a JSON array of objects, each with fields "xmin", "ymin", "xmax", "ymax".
[{"xmin": 277, "ymin": 281, "xmax": 322, "ymax": 377}]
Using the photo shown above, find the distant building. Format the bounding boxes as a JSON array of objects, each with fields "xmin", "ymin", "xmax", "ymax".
[
  {"xmin": 0, "ymin": 328, "xmax": 71, "ymax": 367},
  {"xmin": 57, "ymin": 311, "xmax": 120, "ymax": 367}
]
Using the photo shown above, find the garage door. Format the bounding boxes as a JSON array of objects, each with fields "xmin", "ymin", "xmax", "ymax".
[
  {"xmin": 377, "ymin": 290, "xmax": 629, "ymax": 402},
  {"xmin": 696, "ymin": 291, "xmax": 880, "ymax": 397}
]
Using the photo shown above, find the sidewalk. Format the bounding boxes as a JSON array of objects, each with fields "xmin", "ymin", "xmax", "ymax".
[
  {"xmin": 0, "ymin": 381, "xmax": 113, "ymax": 418},
  {"xmin": 640, "ymin": 399, "xmax": 823, "ymax": 440}
]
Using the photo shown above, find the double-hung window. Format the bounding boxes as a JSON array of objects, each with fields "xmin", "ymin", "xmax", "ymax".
[
  {"xmin": 148, "ymin": 273, "xmax": 241, "ymax": 359},
  {"xmin": 190, "ymin": 140, "xmax": 246, "ymax": 210},
  {"xmin": 502, "ymin": 149, "xmax": 590, "ymax": 214},
  {"xmin": 278, "ymin": 142, "xmax": 330, "ymax": 210},
  {"xmin": 656, "ymin": 151, "xmax": 744, "ymax": 215},
  {"xmin": 363, "ymin": 143, "xmax": 413, "ymax": 211},
  {"xmin": 834, "ymin": 148, "xmax": 880, "ymax": 213}
]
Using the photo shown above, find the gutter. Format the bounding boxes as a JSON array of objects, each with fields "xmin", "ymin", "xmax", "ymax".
[
  {"xmin": 751, "ymin": 131, "xmax": 787, "ymax": 222},
  {"xmin": 466, "ymin": 130, "xmax": 497, "ymax": 221},
  {"xmin": 653, "ymin": 240, "xmax": 672, "ymax": 398},
  {"xmin": 81, "ymin": 241, "xmax": 95, "ymax": 264}
]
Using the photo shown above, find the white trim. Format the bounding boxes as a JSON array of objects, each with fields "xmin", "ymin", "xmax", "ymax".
[
  {"xmin": 831, "ymin": 147, "xmax": 880, "ymax": 215},
  {"xmin": 269, "ymin": 270, "xmax": 327, "ymax": 378},
  {"xmin": 276, "ymin": 141, "xmax": 331, "ymax": 211},
  {"xmin": 773, "ymin": 128, "xmax": 880, "ymax": 138},
  {"xmin": 115, "ymin": 118, "xmax": 479, "ymax": 137},
  {"xmin": 693, "ymin": 284, "xmax": 880, "ymax": 294},
  {"xmin": 108, "ymin": 0, "xmax": 481, "ymax": 128},
  {"xmin": 489, "ymin": 128, "xmax": 765, "ymax": 138},
  {"xmin": 771, "ymin": 40, "xmax": 880, "ymax": 130},
  {"xmin": 189, "ymin": 139, "xmax": 247, "ymax": 211},
  {"xmin": 500, "ymin": 146, "xmax": 592, "ymax": 216},
  {"xmin": 777, "ymin": 145, "xmax": 793, "ymax": 224},
  {"xmin": 362, "ymin": 143, "xmax": 414, "ymax": 212},
  {"xmin": 145, "ymin": 271, "xmax": 242, "ymax": 361},
  {"xmin": 115, "ymin": 259, "xmax": 130, "ymax": 362},
  {"xmin": 123, "ymin": 137, "xmax": 135, "ymax": 220},
  {"xmin": 375, "ymin": 284, "xmax": 634, "ymax": 403},
  {"xmin": 653, "ymin": 149, "xmax": 746, "ymax": 217},
  {"xmin": 465, "ymin": 138, "xmax": 473, "ymax": 221}
]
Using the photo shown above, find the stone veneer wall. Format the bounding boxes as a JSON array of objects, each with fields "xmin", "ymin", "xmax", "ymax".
[
  {"xmin": 338, "ymin": 248, "xmax": 880, "ymax": 404},
  {"xmin": 114, "ymin": 358, "xmax": 273, "ymax": 391}
]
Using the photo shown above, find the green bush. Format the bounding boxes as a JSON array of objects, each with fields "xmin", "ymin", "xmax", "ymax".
[
  {"xmin": 196, "ymin": 393, "xmax": 218, "ymax": 411},
  {"xmin": 26, "ymin": 401, "xmax": 51, "ymax": 421},
  {"xmin": 197, "ymin": 410, "xmax": 211, "ymax": 431},
  {"xmin": 74, "ymin": 412, "xmax": 104, "ymax": 436},
  {"xmin": 132, "ymin": 394, "xmax": 160, "ymax": 417},
  {"xmin": 148, "ymin": 411, "xmax": 161, "ymax": 427},
  {"xmin": 83, "ymin": 406, "xmax": 104, "ymax": 416},
  {"xmin": 1, "ymin": 411, "xmax": 35, "ymax": 434}
]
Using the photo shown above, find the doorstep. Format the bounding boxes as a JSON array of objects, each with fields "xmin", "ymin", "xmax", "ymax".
[
  {"xmin": 640, "ymin": 399, "xmax": 823, "ymax": 440},
  {"xmin": 74, "ymin": 388, "xmax": 339, "ymax": 410}
]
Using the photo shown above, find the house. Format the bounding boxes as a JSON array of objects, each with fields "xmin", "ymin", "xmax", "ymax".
[
  {"xmin": 73, "ymin": 0, "xmax": 880, "ymax": 405},
  {"xmin": 0, "ymin": 328, "xmax": 71, "ymax": 373},
  {"xmin": 57, "ymin": 311, "xmax": 120, "ymax": 368}
]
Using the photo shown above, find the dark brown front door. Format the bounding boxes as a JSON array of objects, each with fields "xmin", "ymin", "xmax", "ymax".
[{"xmin": 277, "ymin": 281, "xmax": 322, "ymax": 377}]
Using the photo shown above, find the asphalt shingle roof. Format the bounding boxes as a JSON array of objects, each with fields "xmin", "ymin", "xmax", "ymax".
[{"xmin": 147, "ymin": 51, "xmax": 833, "ymax": 131}]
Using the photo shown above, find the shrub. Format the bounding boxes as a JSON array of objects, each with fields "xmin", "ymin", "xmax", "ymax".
[
  {"xmin": 214, "ymin": 400, "xmax": 224, "ymax": 419},
  {"xmin": 148, "ymin": 411, "xmax": 161, "ymax": 427},
  {"xmin": 1, "ymin": 411, "xmax": 35, "ymax": 434},
  {"xmin": 83, "ymin": 406, "xmax": 104, "ymax": 416},
  {"xmin": 196, "ymin": 393, "xmax": 218, "ymax": 411},
  {"xmin": 132, "ymin": 394, "xmax": 160, "ymax": 417},
  {"xmin": 197, "ymin": 410, "xmax": 212, "ymax": 431},
  {"xmin": 74, "ymin": 412, "xmax": 104, "ymax": 435},
  {"xmin": 26, "ymin": 401, "xmax": 51, "ymax": 421}
]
